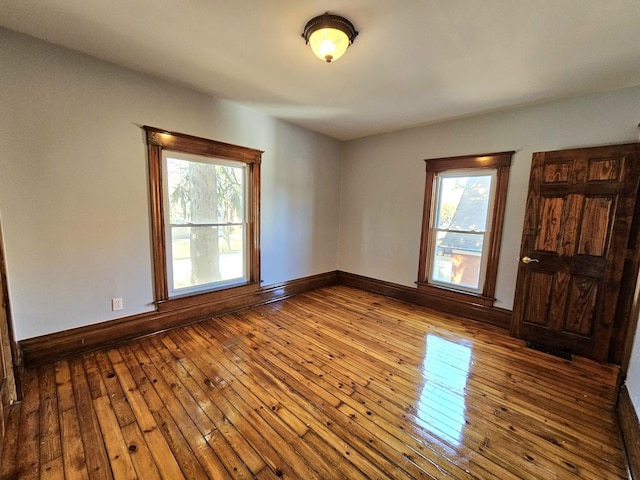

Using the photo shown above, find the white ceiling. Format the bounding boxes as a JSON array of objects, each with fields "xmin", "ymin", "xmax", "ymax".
[{"xmin": 2, "ymin": 0, "xmax": 640, "ymax": 141}]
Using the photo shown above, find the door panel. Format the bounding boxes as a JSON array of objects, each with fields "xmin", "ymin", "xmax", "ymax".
[
  {"xmin": 535, "ymin": 197, "xmax": 565, "ymax": 252},
  {"xmin": 548, "ymin": 272, "xmax": 570, "ymax": 330},
  {"xmin": 578, "ymin": 197, "xmax": 611, "ymax": 256},
  {"xmin": 524, "ymin": 272, "xmax": 553, "ymax": 325},
  {"xmin": 512, "ymin": 143, "xmax": 640, "ymax": 361},
  {"xmin": 564, "ymin": 276, "xmax": 598, "ymax": 336}
]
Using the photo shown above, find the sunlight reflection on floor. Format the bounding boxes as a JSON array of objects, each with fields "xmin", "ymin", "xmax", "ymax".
[{"xmin": 418, "ymin": 335, "xmax": 472, "ymax": 446}]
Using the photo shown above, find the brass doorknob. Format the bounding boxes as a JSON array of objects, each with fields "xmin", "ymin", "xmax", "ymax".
[{"xmin": 521, "ymin": 256, "xmax": 540, "ymax": 264}]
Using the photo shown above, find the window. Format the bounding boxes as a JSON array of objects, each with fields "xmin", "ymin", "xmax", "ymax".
[
  {"xmin": 429, "ymin": 170, "xmax": 496, "ymax": 292},
  {"xmin": 418, "ymin": 152, "xmax": 512, "ymax": 305},
  {"xmin": 145, "ymin": 127, "xmax": 261, "ymax": 306},
  {"xmin": 164, "ymin": 152, "xmax": 247, "ymax": 295}
]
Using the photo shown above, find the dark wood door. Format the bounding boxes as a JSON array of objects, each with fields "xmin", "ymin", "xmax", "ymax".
[{"xmin": 511, "ymin": 143, "xmax": 640, "ymax": 361}]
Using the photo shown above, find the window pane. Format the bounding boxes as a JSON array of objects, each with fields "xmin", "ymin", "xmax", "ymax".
[
  {"xmin": 432, "ymin": 232, "xmax": 484, "ymax": 289},
  {"xmin": 166, "ymin": 158, "xmax": 244, "ymax": 225},
  {"xmin": 216, "ymin": 164, "xmax": 244, "ymax": 223},
  {"xmin": 437, "ymin": 175, "xmax": 492, "ymax": 232},
  {"xmin": 171, "ymin": 225, "xmax": 244, "ymax": 290}
]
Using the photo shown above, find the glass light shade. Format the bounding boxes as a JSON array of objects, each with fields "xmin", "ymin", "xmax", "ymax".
[
  {"xmin": 302, "ymin": 13, "xmax": 358, "ymax": 64},
  {"xmin": 308, "ymin": 27, "xmax": 350, "ymax": 63}
]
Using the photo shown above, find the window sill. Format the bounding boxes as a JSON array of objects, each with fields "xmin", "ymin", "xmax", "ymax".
[
  {"xmin": 156, "ymin": 281, "xmax": 262, "ymax": 313},
  {"xmin": 416, "ymin": 282, "xmax": 495, "ymax": 307}
]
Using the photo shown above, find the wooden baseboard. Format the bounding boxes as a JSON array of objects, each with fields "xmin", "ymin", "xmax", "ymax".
[
  {"xmin": 619, "ymin": 384, "xmax": 640, "ymax": 479},
  {"xmin": 20, "ymin": 269, "xmax": 513, "ymax": 367},
  {"xmin": 20, "ymin": 271, "xmax": 338, "ymax": 367},
  {"xmin": 337, "ymin": 271, "xmax": 512, "ymax": 330}
]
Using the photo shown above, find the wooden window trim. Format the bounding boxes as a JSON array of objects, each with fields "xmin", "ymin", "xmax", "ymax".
[
  {"xmin": 417, "ymin": 151, "xmax": 513, "ymax": 306},
  {"xmin": 144, "ymin": 126, "xmax": 262, "ymax": 308}
]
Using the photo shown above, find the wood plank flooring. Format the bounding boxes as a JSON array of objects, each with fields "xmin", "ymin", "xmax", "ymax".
[{"xmin": 0, "ymin": 286, "xmax": 629, "ymax": 479}]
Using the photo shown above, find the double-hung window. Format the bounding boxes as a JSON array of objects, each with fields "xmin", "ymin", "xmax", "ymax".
[
  {"xmin": 429, "ymin": 169, "xmax": 496, "ymax": 292},
  {"xmin": 144, "ymin": 127, "xmax": 261, "ymax": 306},
  {"xmin": 418, "ymin": 152, "xmax": 512, "ymax": 305},
  {"xmin": 164, "ymin": 151, "xmax": 247, "ymax": 296}
]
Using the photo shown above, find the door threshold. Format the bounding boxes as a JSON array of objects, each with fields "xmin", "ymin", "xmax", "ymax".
[{"xmin": 526, "ymin": 341, "xmax": 573, "ymax": 361}]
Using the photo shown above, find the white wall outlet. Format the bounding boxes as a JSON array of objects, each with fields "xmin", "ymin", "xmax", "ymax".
[{"xmin": 112, "ymin": 297, "xmax": 123, "ymax": 311}]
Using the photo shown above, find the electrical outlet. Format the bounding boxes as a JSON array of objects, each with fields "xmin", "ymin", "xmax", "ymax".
[{"xmin": 112, "ymin": 297, "xmax": 123, "ymax": 311}]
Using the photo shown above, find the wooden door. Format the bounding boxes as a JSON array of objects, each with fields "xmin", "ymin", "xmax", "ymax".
[
  {"xmin": 511, "ymin": 143, "xmax": 640, "ymax": 362},
  {"xmin": 0, "ymin": 222, "xmax": 18, "ymax": 441}
]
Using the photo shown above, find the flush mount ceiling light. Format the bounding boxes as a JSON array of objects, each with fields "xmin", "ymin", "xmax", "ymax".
[{"xmin": 302, "ymin": 12, "xmax": 358, "ymax": 63}]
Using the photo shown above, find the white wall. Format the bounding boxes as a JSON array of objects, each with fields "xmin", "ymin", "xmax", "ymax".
[
  {"xmin": 339, "ymin": 85, "xmax": 640, "ymax": 409},
  {"xmin": 0, "ymin": 28, "xmax": 342, "ymax": 340}
]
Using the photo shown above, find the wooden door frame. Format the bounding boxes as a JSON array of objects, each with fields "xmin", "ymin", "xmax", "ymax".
[
  {"xmin": 620, "ymin": 269, "xmax": 640, "ymax": 376},
  {"xmin": 617, "ymin": 173, "xmax": 640, "ymax": 375},
  {"xmin": 0, "ymin": 219, "xmax": 20, "ymax": 408}
]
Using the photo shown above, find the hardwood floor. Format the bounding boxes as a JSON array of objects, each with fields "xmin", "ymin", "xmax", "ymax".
[{"xmin": 0, "ymin": 286, "xmax": 629, "ymax": 479}]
